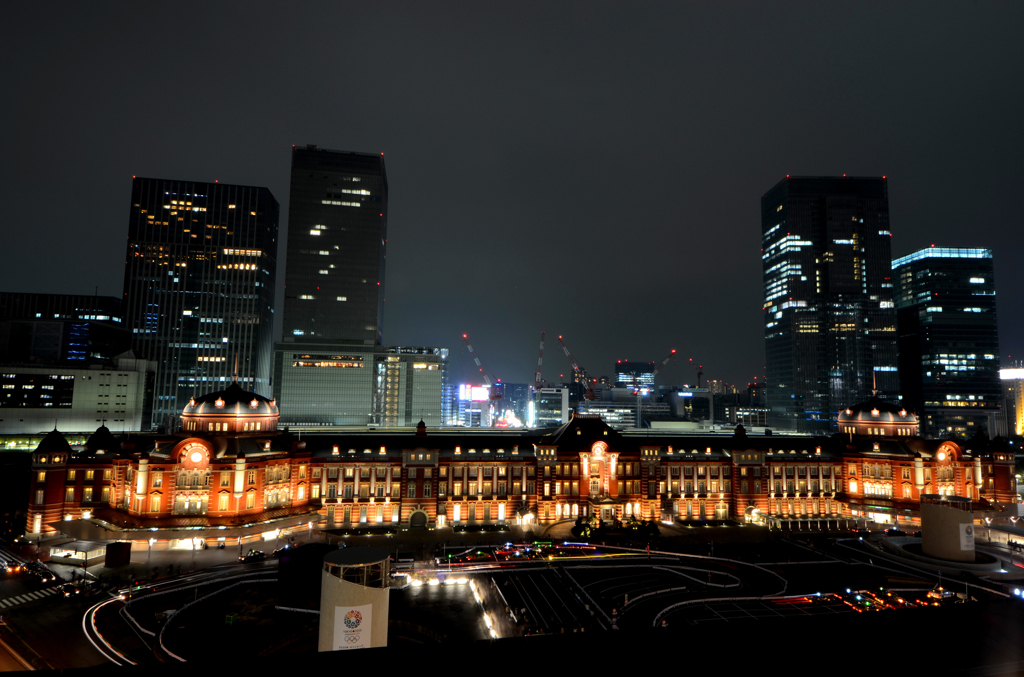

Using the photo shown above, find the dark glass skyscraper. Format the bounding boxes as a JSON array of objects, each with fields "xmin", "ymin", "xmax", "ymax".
[
  {"xmin": 273, "ymin": 145, "xmax": 431, "ymax": 428},
  {"xmin": 893, "ymin": 247, "xmax": 1002, "ymax": 439},
  {"xmin": 123, "ymin": 178, "xmax": 279, "ymax": 430},
  {"xmin": 282, "ymin": 146, "xmax": 387, "ymax": 345},
  {"xmin": 762, "ymin": 177, "xmax": 898, "ymax": 432}
]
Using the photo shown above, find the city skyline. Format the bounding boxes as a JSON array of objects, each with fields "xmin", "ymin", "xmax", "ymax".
[{"xmin": 2, "ymin": 4, "xmax": 1022, "ymax": 392}]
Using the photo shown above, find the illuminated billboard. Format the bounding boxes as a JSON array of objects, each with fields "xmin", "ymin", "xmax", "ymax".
[{"xmin": 458, "ymin": 384, "xmax": 491, "ymax": 402}]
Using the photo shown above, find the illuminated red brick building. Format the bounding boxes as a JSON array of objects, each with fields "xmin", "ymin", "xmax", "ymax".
[{"xmin": 25, "ymin": 384, "xmax": 1019, "ymax": 538}]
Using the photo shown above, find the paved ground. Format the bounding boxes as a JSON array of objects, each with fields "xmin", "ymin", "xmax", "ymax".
[{"xmin": 10, "ymin": 519, "xmax": 1024, "ymax": 670}]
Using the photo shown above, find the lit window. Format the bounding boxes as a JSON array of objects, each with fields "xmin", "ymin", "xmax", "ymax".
[{"xmin": 336, "ymin": 296, "xmax": 347, "ymax": 301}]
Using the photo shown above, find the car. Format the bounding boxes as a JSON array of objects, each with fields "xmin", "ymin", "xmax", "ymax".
[
  {"xmin": 883, "ymin": 528, "xmax": 907, "ymax": 536},
  {"xmin": 61, "ymin": 583, "xmax": 80, "ymax": 598},
  {"xmin": 272, "ymin": 544, "xmax": 292, "ymax": 557},
  {"xmin": 850, "ymin": 526, "xmax": 871, "ymax": 535},
  {"xmin": 4, "ymin": 562, "xmax": 24, "ymax": 574},
  {"xmin": 912, "ymin": 531, "xmax": 922, "ymax": 537},
  {"xmin": 238, "ymin": 549, "xmax": 266, "ymax": 563}
]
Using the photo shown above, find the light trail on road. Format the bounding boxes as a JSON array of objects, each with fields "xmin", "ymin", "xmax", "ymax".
[{"xmin": 82, "ymin": 596, "xmax": 135, "ymax": 666}]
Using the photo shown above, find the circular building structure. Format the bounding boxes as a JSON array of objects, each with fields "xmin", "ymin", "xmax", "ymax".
[
  {"xmin": 838, "ymin": 395, "xmax": 918, "ymax": 437},
  {"xmin": 181, "ymin": 382, "xmax": 279, "ymax": 435}
]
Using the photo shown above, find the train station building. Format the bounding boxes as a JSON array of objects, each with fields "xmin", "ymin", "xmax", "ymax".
[{"xmin": 25, "ymin": 381, "xmax": 1019, "ymax": 544}]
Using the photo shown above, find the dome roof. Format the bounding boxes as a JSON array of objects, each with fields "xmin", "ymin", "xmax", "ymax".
[
  {"xmin": 837, "ymin": 395, "xmax": 917, "ymax": 425},
  {"xmin": 182, "ymin": 382, "xmax": 278, "ymax": 418},
  {"xmin": 36, "ymin": 428, "xmax": 72, "ymax": 456},
  {"xmin": 83, "ymin": 425, "xmax": 119, "ymax": 455}
]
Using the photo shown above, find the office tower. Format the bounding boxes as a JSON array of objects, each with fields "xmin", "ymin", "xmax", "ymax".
[
  {"xmin": 0, "ymin": 292, "xmax": 129, "ymax": 365},
  {"xmin": 762, "ymin": 176, "xmax": 898, "ymax": 433},
  {"xmin": 274, "ymin": 343, "xmax": 448, "ymax": 427},
  {"xmin": 1001, "ymin": 367, "xmax": 1024, "ymax": 437},
  {"xmin": 614, "ymin": 361, "xmax": 655, "ymax": 388},
  {"xmin": 123, "ymin": 178, "xmax": 279, "ymax": 430},
  {"xmin": 893, "ymin": 248, "xmax": 1002, "ymax": 439},
  {"xmin": 282, "ymin": 145, "xmax": 387, "ymax": 345},
  {"xmin": 530, "ymin": 387, "xmax": 569, "ymax": 427}
]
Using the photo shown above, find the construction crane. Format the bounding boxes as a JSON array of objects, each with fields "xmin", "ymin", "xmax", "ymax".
[
  {"xmin": 557, "ymin": 335, "xmax": 600, "ymax": 405},
  {"xmin": 461, "ymin": 334, "xmax": 502, "ymax": 401},
  {"xmin": 633, "ymin": 349, "xmax": 677, "ymax": 428},
  {"xmin": 462, "ymin": 334, "xmax": 492, "ymax": 386},
  {"xmin": 689, "ymin": 358, "xmax": 704, "ymax": 388},
  {"xmin": 652, "ymin": 349, "xmax": 677, "ymax": 378},
  {"xmin": 556, "ymin": 335, "xmax": 588, "ymax": 384},
  {"xmin": 535, "ymin": 332, "xmax": 545, "ymax": 386}
]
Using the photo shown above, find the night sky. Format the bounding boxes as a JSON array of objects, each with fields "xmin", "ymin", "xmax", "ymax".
[{"xmin": 3, "ymin": 3, "xmax": 1022, "ymax": 391}]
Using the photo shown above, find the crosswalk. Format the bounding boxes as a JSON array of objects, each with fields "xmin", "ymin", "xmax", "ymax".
[
  {"xmin": 0, "ymin": 549, "xmax": 24, "ymax": 570},
  {"xmin": 0, "ymin": 545, "xmax": 65, "ymax": 610},
  {"xmin": 0, "ymin": 587, "xmax": 58, "ymax": 608},
  {"xmin": 0, "ymin": 546, "xmax": 28, "ymax": 569}
]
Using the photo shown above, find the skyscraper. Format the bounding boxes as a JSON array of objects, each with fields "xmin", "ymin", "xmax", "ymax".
[
  {"xmin": 274, "ymin": 146, "xmax": 447, "ymax": 427},
  {"xmin": 123, "ymin": 178, "xmax": 279, "ymax": 430},
  {"xmin": 893, "ymin": 247, "xmax": 1002, "ymax": 439},
  {"xmin": 762, "ymin": 176, "xmax": 898, "ymax": 432},
  {"xmin": 282, "ymin": 145, "xmax": 387, "ymax": 345}
]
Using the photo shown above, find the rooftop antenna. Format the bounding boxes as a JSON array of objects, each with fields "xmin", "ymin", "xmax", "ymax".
[
  {"xmin": 872, "ymin": 371, "xmax": 878, "ymax": 397},
  {"xmin": 233, "ymin": 354, "xmax": 239, "ymax": 383}
]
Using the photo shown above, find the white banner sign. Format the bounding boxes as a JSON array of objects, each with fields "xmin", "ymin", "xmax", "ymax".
[
  {"xmin": 334, "ymin": 604, "xmax": 373, "ymax": 650},
  {"xmin": 959, "ymin": 523, "xmax": 975, "ymax": 551}
]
